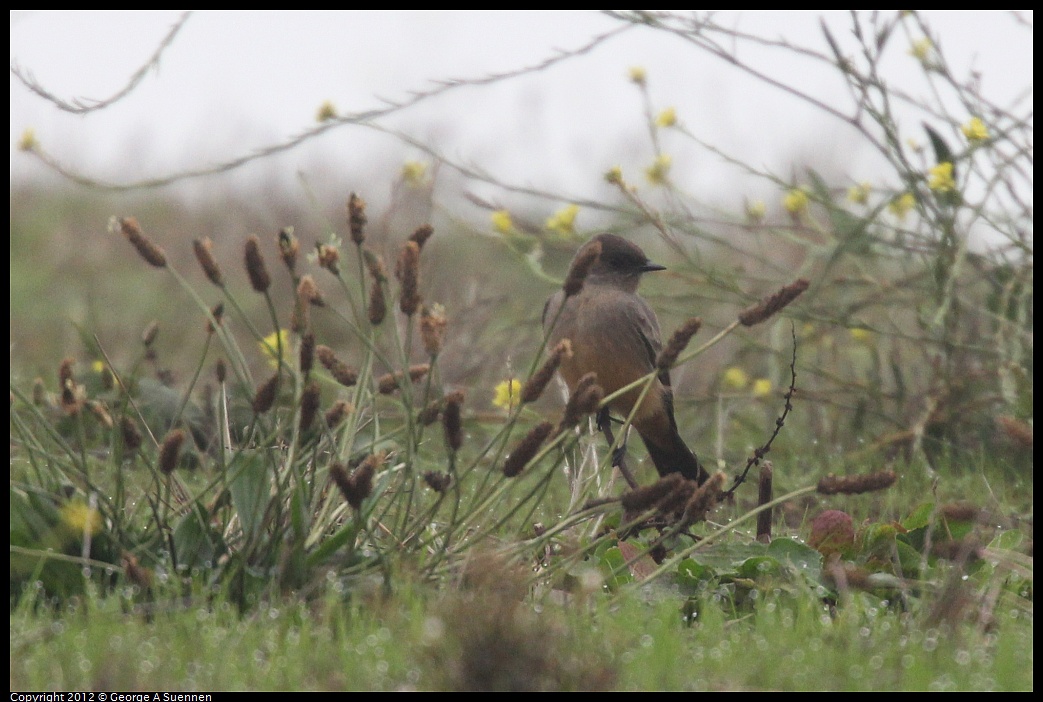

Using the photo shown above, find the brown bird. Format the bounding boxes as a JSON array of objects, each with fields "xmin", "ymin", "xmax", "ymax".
[{"xmin": 544, "ymin": 234, "xmax": 708, "ymax": 484}]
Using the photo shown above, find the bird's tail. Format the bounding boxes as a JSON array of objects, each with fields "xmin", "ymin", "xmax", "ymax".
[{"xmin": 641, "ymin": 430, "xmax": 708, "ymax": 485}]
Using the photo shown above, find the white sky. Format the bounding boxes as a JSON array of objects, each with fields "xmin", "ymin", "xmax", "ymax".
[{"xmin": 9, "ymin": 11, "xmax": 1034, "ymax": 216}]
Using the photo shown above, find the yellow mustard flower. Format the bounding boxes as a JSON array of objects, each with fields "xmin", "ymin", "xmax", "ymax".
[
  {"xmin": 723, "ymin": 367, "xmax": 749, "ymax": 390},
  {"xmin": 60, "ymin": 501, "xmax": 103, "ymax": 536},
  {"xmin": 645, "ymin": 154, "xmax": 672, "ymax": 185},
  {"xmin": 401, "ymin": 161, "xmax": 428, "ymax": 185},
  {"xmin": 745, "ymin": 200, "xmax": 766, "ymax": 223},
  {"xmin": 655, "ymin": 107, "xmax": 677, "ymax": 128},
  {"xmin": 928, "ymin": 162, "xmax": 956, "ymax": 193},
  {"xmin": 847, "ymin": 182, "xmax": 872, "ymax": 205},
  {"xmin": 493, "ymin": 379, "xmax": 522, "ymax": 410},
  {"xmin": 260, "ymin": 329, "xmax": 290, "ymax": 368},
  {"xmin": 908, "ymin": 37, "xmax": 932, "ymax": 63},
  {"xmin": 18, "ymin": 128, "xmax": 38, "ymax": 152},
  {"xmin": 850, "ymin": 328, "xmax": 874, "ymax": 343},
  {"xmin": 783, "ymin": 188, "xmax": 809, "ymax": 215},
  {"xmin": 491, "ymin": 210, "xmax": 514, "ymax": 234},
  {"xmin": 91, "ymin": 360, "xmax": 106, "ymax": 374},
  {"xmin": 604, "ymin": 166, "xmax": 624, "ymax": 185},
  {"xmin": 315, "ymin": 101, "xmax": 338, "ymax": 122},
  {"xmin": 961, "ymin": 117, "xmax": 989, "ymax": 143},
  {"xmin": 545, "ymin": 204, "xmax": 580, "ymax": 237},
  {"xmin": 752, "ymin": 378, "xmax": 773, "ymax": 398},
  {"xmin": 888, "ymin": 192, "xmax": 916, "ymax": 220},
  {"xmin": 628, "ymin": 66, "xmax": 647, "ymax": 85}
]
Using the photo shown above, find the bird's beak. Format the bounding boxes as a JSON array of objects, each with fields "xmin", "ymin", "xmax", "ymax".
[{"xmin": 641, "ymin": 262, "xmax": 667, "ymax": 273}]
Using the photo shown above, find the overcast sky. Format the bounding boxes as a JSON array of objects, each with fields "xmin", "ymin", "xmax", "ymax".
[{"xmin": 9, "ymin": 11, "xmax": 1033, "ymax": 215}]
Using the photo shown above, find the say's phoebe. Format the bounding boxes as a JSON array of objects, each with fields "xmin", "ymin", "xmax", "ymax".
[{"xmin": 544, "ymin": 234, "xmax": 708, "ymax": 485}]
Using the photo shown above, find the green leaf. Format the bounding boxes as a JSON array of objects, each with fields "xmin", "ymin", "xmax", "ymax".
[
  {"xmin": 923, "ymin": 123, "xmax": 955, "ymax": 167},
  {"xmin": 229, "ymin": 453, "xmax": 271, "ymax": 543},
  {"xmin": 172, "ymin": 502, "xmax": 224, "ymax": 570},
  {"xmin": 902, "ymin": 502, "xmax": 935, "ymax": 531}
]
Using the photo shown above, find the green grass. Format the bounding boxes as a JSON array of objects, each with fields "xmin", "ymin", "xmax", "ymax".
[{"xmin": 10, "ymin": 568, "xmax": 1032, "ymax": 691}]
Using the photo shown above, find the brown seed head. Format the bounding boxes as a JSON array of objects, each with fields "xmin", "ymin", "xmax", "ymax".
[
  {"xmin": 277, "ymin": 227, "xmax": 299, "ymax": 273},
  {"xmin": 563, "ymin": 239, "xmax": 602, "ymax": 298},
  {"xmin": 316, "ymin": 345, "xmax": 359, "ymax": 387},
  {"xmin": 331, "ymin": 452, "xmax": 386, "ymax": 510},
  {"xmin": 423, "ymin": 471, "xmax": 452, "ymax": 493},
  {"xmin": 417, "ymin": 397, "xmax": 444, "ymax": 425},
  {"xmin": 396, "ymin": 241, "xmax": 422, "ymax": 316},
  {"xmin": 192, "ymin": 237, "xmax": 224, "ymax": 287},
  {"xmin": 502, "ymin": 421, "xmax": 554, "ymax": 478},
  {"xmin": 158, "ymin": 429, "xmax": 186, "ymax": 475},
  {"xmin": 377, "ymin": 364, "xmax": 430, "ymax": 394},
  {"xmin": 244, "ymin": 236, "xmax": 271, "ymax": 293},
  {"xmin": 817, "ymin": 470, "xmax": 897, "ymax": 495},
  {"xmin": 521, "ymin": 339, "xmax": 573, "ymax": 404},
  {"xmin": 621, "ymin": 474, "xmax": 687, "ymax": 513},
  {"xmin": 297, "ymin": 274, "xmax": 325, "ymax": 307},
  {"xmin": 657, "ymin": 317, "xmax": 702, "ymax": 371},
  {"xmin": 443, "ymin": 390, "xmax": 465, "ymax": 451},
  {"xmin": 118, "ymin": 217, "xmax": 167, "ymax": 268},
  {"xmin": 557, "ymin": 373, "xmax": 604, "ymax": 432},
  {"xmin": 324, "ymin": 400, "xmax": 353, "ymax": 429},
  {"xmin": 299, "ymin": 381, "xmax": 321, "ymax": 433},
  {"xmin": 419, "ymin": 303, "xmax": 448, "ymax": 356},
  {"xmin": 368, "ymin": 279, "xmax": 387, "ymax": 325},
  {"xmin": 215, "ymin": 358, "xmax": 227, "ymax": 384},
  {"xmin": 739, "ymin": 279, "xmax": 810, "ymax": 326},
  {"xmin": 120, "ymin": 416, "xmax": 143, "ymax": 452},
  {"xmin": 362, "ymin": 248, "xmax": 387, "ymax": 282},
  {"xmin": 299, "ymin": 332, "xmax": 315, "ymax": 376},
  {"xmin": 347, "ymin": 193, "xmax": 367, "ymax": 245},
  {"xmin": 681, "ymin": 471, "xmax": 725, "ymax": 525},
  {"xmin": 409, "ymin": 224, "xmax": 434, "ymax": 250},
  {"xmin": 252, "ymin": 373, "xmax": 280, "ymax": 414},
  {"xmin": 316, "ymin": 243, "xmax": 341, "ymax": 275}
]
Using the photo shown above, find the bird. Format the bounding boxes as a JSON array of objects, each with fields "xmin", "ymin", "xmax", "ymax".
[{"xmin": 543, "ymin": 233, "xmax": 708, "ymax": 485}]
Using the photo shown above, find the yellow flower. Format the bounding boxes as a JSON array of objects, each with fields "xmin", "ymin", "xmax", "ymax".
[
  {"xmin": 644, "ymin": 154, "xmax": 672, "ymax": 185},
  {"xmin": 260, "ymin": 329, "xmax": 290, "ymax": 368},
  {"xmin": 783, "ymin": 188, "xmax": 809, "ymax": 215},
  {"xmin": 315, "ymin": 101, "xmax": 338, "ymax": 122},
  {"xmin": 745, "ymin": 200, "xmax": 766, "ymax": 223},
  {"xmin": 847, "ymin": 182, "xmax": 872, "ymax": 205},
  {"xmin": 604, "ymin": 166, "xmax": 624, "ymax": 185},
  {"xmin": 491, "ymin": 210, "xmax": 514, "ymax": 234},
  {"xmin": 493, "ymin": 379, "xmax": 522, "ymax": 410},
  {"xmin": 888, "ymin": 192, "xmax": 916, "ymax": 220},
  {"xmin": 628, "ymin": 66, "xmax": 647, "ymax": 85},
  {"xmin": 723, "ymin": 367, "xmax": 749, "ymax": 390},
  {"xmin": 91, "ymin": 360, "xmax": 106, "ymax": 374},
  {"xmin": 655, "ymin": 107, "xmax": 677, "ymax": 128},
  {"xmin": 545, "ymin": 204, "xmax": 580, "ymax": 237},
  {"xmin": 850, "ymin": 328, "xmax": 874, "ymax": 343},
  {"xmin": 752, "ymin": 378, "xmax": 773, "ymax": 398},
  {"xmin": 961, "ymin": 117, "xmax": 989, "ymax": 143},
  {"xmin": 60, "ymin": 501, "xmax": 102, "ymax": 536},
  {"xmin": 928, "ymin": 162, "xmax": 955, "ymax": 193},
  {"xmin": 908, "ymin": 37, "xmax": 932, "ymax": 63},
  {"xmin": 18, "ymin": 128, "xmax": 38, "ymax": 152},
  {"xmin": 401, "ymin": 160, "xmax": 428, "ymax": 185}
]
